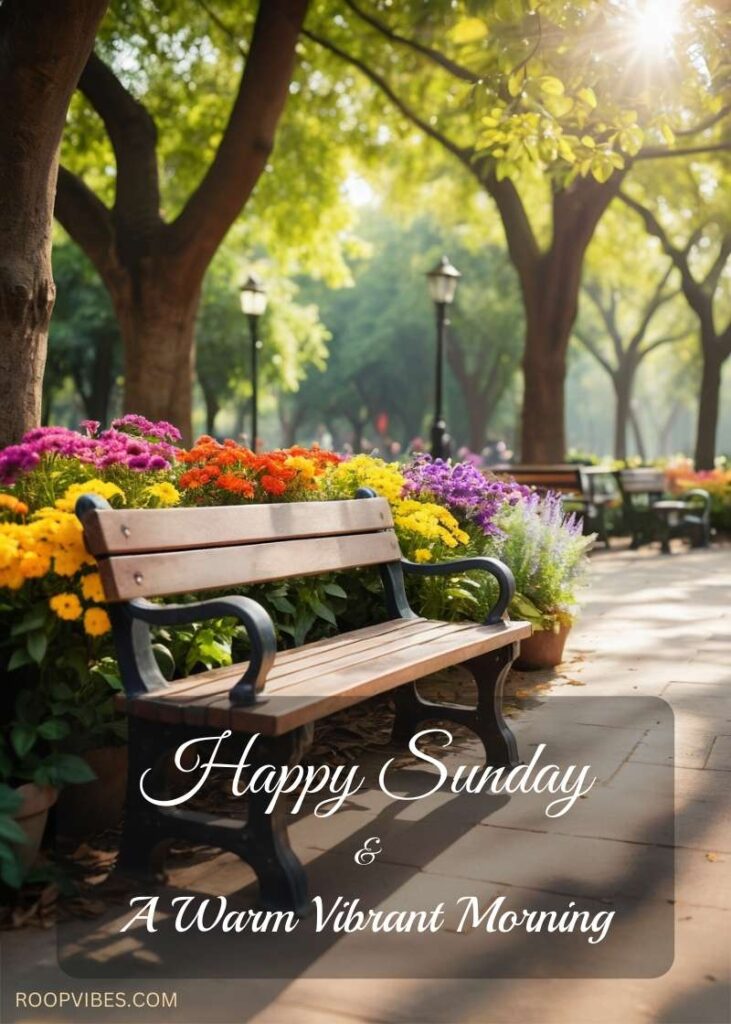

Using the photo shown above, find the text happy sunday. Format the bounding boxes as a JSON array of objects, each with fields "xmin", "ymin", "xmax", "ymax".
[{"xmin": 139, "ymin": 729, "xmax": 597, "ymax": 819}]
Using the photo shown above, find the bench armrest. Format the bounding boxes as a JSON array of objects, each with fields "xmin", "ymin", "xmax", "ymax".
[
  {"xmin": 124, "ymin": 596, "xmax": 277, "ymax": 706},
  {"xmin": 682, "ymin": 488, "xmax": 711, "ymax": 515},
  {"xmin": 401, "ymin": 556, "xmax": 515, "ymax": 626}
]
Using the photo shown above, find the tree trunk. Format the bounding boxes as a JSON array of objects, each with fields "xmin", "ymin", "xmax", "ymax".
[
  {"xmin": 0, "ymin": 0, "xmax": 107, "ymax": 447},
  {"xmin": 629, "ymin": 405, "xmax": 647, "ymax": 462},
  {"xmin": 694, "ymin": 345, "xmax": 722, "ymax": 470},
  {"xmin": 112, "ymin": 276, "xmax": 199, "ymax": 444},
  {"xmin": 521, "ymin": 310, "xmax": 568, "ymax": 463},
  {"xmin": 86, "ymin": 330, "xmax": 116, "ymax": 423},
  {"xmin": 201, "ymin": 384, "xmax": 220, "ymax": 437},
  {"xmin": 613, "ymin": 367, "xmax": 633, "ymax": 462},
  {"xmin": 508, "ymin": 175, "xmax": 622, "ymax": 464}
]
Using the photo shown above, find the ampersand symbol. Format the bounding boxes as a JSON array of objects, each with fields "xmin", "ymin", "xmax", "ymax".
[{"xmin": 354, "ymin": 836, "xmax": 382, "ymax": 866}]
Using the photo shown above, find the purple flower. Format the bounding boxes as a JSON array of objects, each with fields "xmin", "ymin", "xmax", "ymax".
[
  {"xmin": 0, "ymin": 417, "xmax": 181, "ymax": 483},
  {"xmin": 111, "ymin": 414, "xmax": 182, "ymax": 444},
  {"xmin": 402, "ymin": 455, "xmax": 531, "ymax": 537}
]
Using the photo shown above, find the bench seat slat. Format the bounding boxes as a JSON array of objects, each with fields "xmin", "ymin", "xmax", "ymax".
[
  {"xmin": 116, "ymin": 619, "xmax": 452, "ymax": 722},
  {"xmin": 116, "ymin": 618, "xmax": 531, "ymax": 735},
  {"xmin": 99, "ymin": 531, "xmax": 402, "ymax": 601},
  {"xmin": 83, "ymin": 498, "xmax": 394, "ymax": 556}
]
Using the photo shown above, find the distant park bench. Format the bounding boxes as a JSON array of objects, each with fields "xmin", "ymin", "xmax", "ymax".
[
  {"xmin": 493, "ymin": 464, "xmax": 617, "ymax": 548},
  {"xmin": 77, "ymin": 490, "xmax": 530, "ymax": 913},
  {"xmin": 615, "ymin": 468, "xmax": 711, "ymax": 553}
]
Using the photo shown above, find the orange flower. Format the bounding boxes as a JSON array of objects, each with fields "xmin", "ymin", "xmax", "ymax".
[
  {"xmin": 218, "ymin": 474, "xmax": 254, "ymax": 497},
  {"xmin": 261, "ymin": 475, "xmax": 287, "ymax": 495}
]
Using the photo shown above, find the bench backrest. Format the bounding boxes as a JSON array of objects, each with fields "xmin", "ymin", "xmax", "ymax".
[
  {"xmin": 493, "ymin": 464, "xmax": 582, "ymax": 493},
  {"xmin": 618, "ymin": 468, "xmax": 666, "ymax": 494},
  {"xmin": 78, "ymin": 496, "xmax": 399, "ymax": 602}
]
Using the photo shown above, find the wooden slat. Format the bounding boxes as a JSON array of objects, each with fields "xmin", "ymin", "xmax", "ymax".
[
  {"xmin": 118, "ymin": 619, "xmax": 531, "ymax": 735},
  {"xmin": 120, "ymin": 619, "xmax": 438, "ymax": 721},
  {"xmin": 99, "ymin": 530, "xmax": 401, "ymax": 601},
  {"xmin": 180, "ymin": 621, "xmax": 464, "ymax": 727},
  {"xmin": 218, "ymin": 620, "xmax": 531, "ymax": 734},
  {"xmin": 81, "ymin": 498, "xmax": 393, "ymax": 556}
]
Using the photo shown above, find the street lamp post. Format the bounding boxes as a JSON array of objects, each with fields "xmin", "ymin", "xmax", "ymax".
[
  {"xmin": 426, "ymin": 256, "xmax": 461, "ymax": 460},
  {"xmin": 240, "ymin": 274, "xmax": 268, "ymax": 450}
]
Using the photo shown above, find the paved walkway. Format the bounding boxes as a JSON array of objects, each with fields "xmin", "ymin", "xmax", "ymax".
[{"xmin": 2, "ymin": 543, "xmax": 729, "ymax": 1024}]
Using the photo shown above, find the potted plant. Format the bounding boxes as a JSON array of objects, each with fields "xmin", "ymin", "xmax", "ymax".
[
  {"xmin": 0, "ymin": 683, "xmax": 95, "ymax": 890},
  {"xmin": 494, "ymin": 491, "xmax": 594, "ymax": 669}
]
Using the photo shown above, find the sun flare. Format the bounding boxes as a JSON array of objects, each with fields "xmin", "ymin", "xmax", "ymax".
[{"xmin": 631, "ymin": 0, "xmax": 682, "ymax": 58}]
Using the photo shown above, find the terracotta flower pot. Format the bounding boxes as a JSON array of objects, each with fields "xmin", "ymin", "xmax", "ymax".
[
  {"xmin": 515, "ymin": 624, "xmax": 571, "ymax": 670},
  {"xmin": 14, "ymin": 783, "xmax": 57, "ymax": 870},
  {"xmin": 56, "ymin": 745, "xmax": 128, "ymax": 841}
]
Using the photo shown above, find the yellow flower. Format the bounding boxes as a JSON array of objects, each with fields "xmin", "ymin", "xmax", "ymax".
[
  {"xmin": 55, "ymin": 479, "xmax": 124, "ymax": 512},
  {"xmin": 81, "ymin": 572, "xmax": 106, "ymax": 602},
  {"xmin": 144, "ymin": 482, "xmax": 181, "ymax": 507},
  {"xmin": 53, "ymin": 547, "xmax": 88, "ymax": 577},
  {"xmin": 19, "ymin": 551, "xmax": 51, "ymax": 578},
  {"xmin": 83, "ymin": 607, "xmax": 111, "ymax": 637},
  {"xmin": 284, "ymin": 455, "xmax": 317, "ymax": 479},
  {"xmin": 49, "ymin": 593, "xmax": 82, "ymax": 621},
  {"xmin": 414, "ymin": 548, "xmax": 433, "ymax": 563}
]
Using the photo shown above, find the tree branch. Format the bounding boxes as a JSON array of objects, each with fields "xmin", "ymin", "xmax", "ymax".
[
  {"xmin": 302, "ymin": 28, "xmax": 473, "ymax": 169},
  {"xmin": 342, "ymin": 0, "xmax": 479, "ymax": 82},
  {"xmin": 675, "ymin": 104, "xmax": 731, "ymax": 137},
  {"xmin": 639, "ymin": 331, "xmax": 688, "ymax": 357},
  {"xmin": 583, "ymin": 281, "xmax": 623, "ymax": 363},
  {"xmin": 636, "ymin": 141, "xmax": 731, "ymax": 161},
  {"xmin": 703, "ymin": 233, "xmax": 731, "ymax": 294},
  {"xmin": 618, "ymin": 190, "xmax": 706, "ymax": 311},
  {"xmin": 573, "ymin": 326, "xmax": 615, "ymax": 377},
  {"xmin": 79, "ymin": 52, "xmax": 161, "ymax": 236},
  {"xmin": 170, "ymin": 0, "xmax": 309, "ymax": 272},
  {"xmin": 54, "ymin": 166, "xmax": 121, "ymax": 291},
  {"xmin": 627, "ymin": 263, "xmax": 677, "ymax": 354}
]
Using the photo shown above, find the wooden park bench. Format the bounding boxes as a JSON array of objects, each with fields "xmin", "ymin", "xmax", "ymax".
[
  {"xmin": 494, "ymin": 464, "xmax": 618, "ymax": 548},
  {"xmin": 616, "ymin": 469, "xmax": 711, "ymax": 553},
  {"xmin": 76, "ymin": 490, "xmax": 530, "ymax": 913}
]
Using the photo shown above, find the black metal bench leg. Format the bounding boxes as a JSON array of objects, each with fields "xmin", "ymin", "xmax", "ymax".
[
  {"xmin": 241, "ymin": 726, "xmax": 313, "ymax": 915},
  {"xmin": 390, "ymin": 641, "xmax": 520, "ymax": 769},
  {"xmin": 465, "ymin": 642, "xmax": 521, "ymax": 769},
  {"xmin": 116, "ymin": 716, "xmax": 172, "ymax": 883}
]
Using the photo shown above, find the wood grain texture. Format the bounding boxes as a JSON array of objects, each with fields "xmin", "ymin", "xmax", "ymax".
[
  {"xmin": 116, "ymin": 619, "xmax": 531, "ymax": 734},
  {"xmin": 82, "ymin": 498, "xmax": 393, "ymax": 556},
  {"xmin": 99, "ymin": 530, "xmax": 402, "ymax": 600}
]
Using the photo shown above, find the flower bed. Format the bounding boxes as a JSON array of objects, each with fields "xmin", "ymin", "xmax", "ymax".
[{"xmin": 0, "ymin": 419, "xmax": 593, "ymax": 887}]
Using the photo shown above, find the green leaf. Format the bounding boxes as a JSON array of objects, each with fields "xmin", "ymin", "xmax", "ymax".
[
  {"xmin": 269, "ymin": 595, "xmax": 297, "ymax": 615},
  {"xmin": 539, "ymin": 76, "xmax": 565, "ymax": 96},
  {"xmin": 47, "ymin": 753, "xmax": 96, "ymax": 786},
  {"xmin": 507, "ymin": 71, "xmax": 524, "ymax": 97},
  {"xmin": 26, "ymin": 630, "xmax": 48, "ymax": 665},
  {"xmin": 661, "ymin": 122, "xmax": 675, "ymax": 145},
  {"xmin": 311, "ymin": 599, "xmax": 337, "ymax": 626},
  {"xmin": 0, "ymin": 785, "xmax": 23, "ymax": 815},
  {"xmin": 577, "ymin": 87, "xmax": 597, "ymax": 108},
  {"xmin": 322, "ymin": 582, "xmax": 347, "ymax": 599},
  {"xmin": 0, "ymin": 852, "xmax": 25, "ymax": 888},
  {"xmin": 152, "ymin": 643, "xmax": 175, "ymax": 680},
  {"xmin": 449, "ymin": 17, "xmax": 488, "ymax": 44},
  {"xmin": 11, "ymin": 724, "xmax": 37, "ymax": 760},
  {"xmin": 7, "ymin": 648, "xmax": 32, "ymax": 671},
  {"xmin": 37, "ymin": 719, "xmax": 71, "ymax": 741},
  {"xmin": 0, "ymin": 816, "xmax": 29, "ymax": 845}
]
